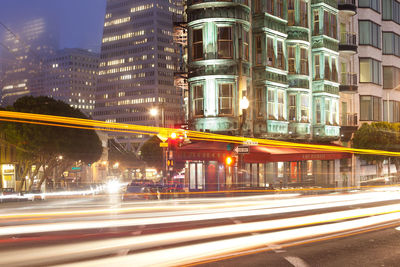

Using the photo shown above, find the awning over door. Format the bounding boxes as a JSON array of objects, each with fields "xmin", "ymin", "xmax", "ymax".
[{"xmin": 176, "ymin": 141, "xmax": 351, "ymax": 163}]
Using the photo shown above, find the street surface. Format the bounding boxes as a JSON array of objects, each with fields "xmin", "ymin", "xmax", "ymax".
[{"xmin": 1, "ymin": 187, "xmax": 400, "ymax": 266}]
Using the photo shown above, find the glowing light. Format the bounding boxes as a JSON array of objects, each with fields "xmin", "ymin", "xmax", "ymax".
[
  {"xmin": 170, "ymin": 132, "xmax": 177, "ymax": 139},
  {"xmin": 149, "ymin": 108, "xmax": 158, "ymax": 117},
  {"xmin": 225, "ymin": 156, "xmax": 233, "ymax": 166},
  {"xmin": 106, "ymin": 180, "xmax": 121, "ymax": 194},
  {"xmin": 240, "ymin": 96, "xmax": 249, "ymax": 110}
]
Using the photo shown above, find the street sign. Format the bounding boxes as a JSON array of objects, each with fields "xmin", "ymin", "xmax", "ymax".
[
  {"xmin": 71, "ymin": 167, "xmax": 81, "ymax": 170},
  {"xmin": 244, "ymin": 139, "xmax": 258, "ymax": 146},
  {"xmin": 160, "ymin": 142, "xmax": 168, "ymax": 147},
  {"xmin": 235, "ymin": 146, "xmax": 249, "ymax": 154}
]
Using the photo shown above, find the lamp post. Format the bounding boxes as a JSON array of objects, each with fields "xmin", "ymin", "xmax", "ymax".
[
  {"xmin": 238, "ymin": 96, "xmax": 250, "ymax": 187},
  {"xmin": 150, "ymin": 106, "xmax": 167, "ymax": 184}
]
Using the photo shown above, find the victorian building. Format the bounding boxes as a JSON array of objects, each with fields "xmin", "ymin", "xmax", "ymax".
[{"xmin": 179, "ymin": 0, "xmax": 353, "ymax": 191}]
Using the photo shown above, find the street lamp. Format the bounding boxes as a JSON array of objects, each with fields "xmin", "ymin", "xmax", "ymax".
[
  {"xmin": 150, "ymin": 108, "xmax": 158, "ymax": 117},
  {"xmin": 149, "ymin": 106, "xmax": 165, "ymax": 128}
]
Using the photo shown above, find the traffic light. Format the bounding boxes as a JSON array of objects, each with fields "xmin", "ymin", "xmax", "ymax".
[
  {"xmin": 225, "ymin": 155, "xmax": 234, "ymax": 166},
  {"xmin": 168, "ymin": 131, "xmax": 185, "ymax": 150}
]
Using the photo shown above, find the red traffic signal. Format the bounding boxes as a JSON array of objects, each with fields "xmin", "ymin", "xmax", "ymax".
[{"xmin": 225, "ymin": 156, "xmax": 234, "ymax": 166}]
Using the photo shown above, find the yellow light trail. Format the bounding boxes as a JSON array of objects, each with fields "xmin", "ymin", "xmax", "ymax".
[{"xmin": 1, "ymin": 110, "xmax": 400, "ymax": 157}]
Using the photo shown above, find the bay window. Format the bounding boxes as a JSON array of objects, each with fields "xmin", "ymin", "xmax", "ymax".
[
  {"xmin": 268, "ymin": 90, "xmax": 276, "ymax": 120},
  {"xmin": 192, "ymin": 28, "xmax": 203, "ymax": 60},
  {"xmin": 359, "ymin": 58, "xmax": 381, "ymax": 84},
  {"xmin": 301, "ymin": 94, "xmax": 309, "ymax": 122},
  {"xmin": 218, "ymin": 83, "xmax": 233, "ymax": 115},
  {"xmin": 359, "ymin": 20, "xmax": 381, "ymax": 48},
  {"xmin": 360, "ymin": 95, "xmax": 381, "ymax": 121},
  {"xmin": 193, "ymin": 84, "xmax": 204, "ymax": 116},
  {"xmin": 218, "ymin": 26, "xmax": 233, "ymax": 59},
  {"xmin": 289, "ymin": 94, "xmax": 297, "ymax": 121}
]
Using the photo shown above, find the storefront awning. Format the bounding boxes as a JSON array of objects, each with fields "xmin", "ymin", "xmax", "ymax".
[
  {"xmin": 176, "ymin": 142, "xmax": 233, "ymax": 162},
  {"xmin": 244, "ymin": 145, "xmax": 352, "ymax": 163},
  {"xmin": 176, "ymin": 142, "xmax": 351, "ymax": 163}
]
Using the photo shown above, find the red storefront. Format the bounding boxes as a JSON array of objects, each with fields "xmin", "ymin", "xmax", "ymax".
[{"xmin": 176, "ymin": 142, "xmax": 351, "ymax": 191}]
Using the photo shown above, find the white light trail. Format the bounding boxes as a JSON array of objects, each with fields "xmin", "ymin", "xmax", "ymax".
[{"xmin": 3, "ymin": 202, "xmax": 400, "ymax": 267}]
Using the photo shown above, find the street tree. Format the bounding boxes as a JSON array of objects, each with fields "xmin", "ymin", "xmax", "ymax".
[
  {"xmin": 140, "ymin": 135, "xmax": 163, "ymax": 170},
  {"xmin": 0, "ymin": 96, "xmax": 102, "ymax": 191},
  {"xmin": 352, "ymin": 122, "xmax": 399, "ymax": 177}
]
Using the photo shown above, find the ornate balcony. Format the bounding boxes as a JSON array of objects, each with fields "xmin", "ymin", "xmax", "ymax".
[
  {"xmin": 338, "ymin": 0, "xmax": 357, "ymax": 15},
  {"xmin": 339, "ymin": 32, "xmax": 357, "ymax": 54},
  {"xmin": 339, "ymin": 73, "xmax": 358, "ymax": 93}
]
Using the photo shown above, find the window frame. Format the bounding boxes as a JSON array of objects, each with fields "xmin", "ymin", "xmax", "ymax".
[{"xmin": 218, "ymin": 83, "xmax": 234, "ymax": 116}]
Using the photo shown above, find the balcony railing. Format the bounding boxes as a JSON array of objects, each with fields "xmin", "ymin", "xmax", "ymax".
[
  {"xmin": 338, "ymin": 0, "xmax": 356, "ymax": 5},
  {"xmin": 341, "ymin": 73, "xmax": 357, "ymax": 85},
  {"xmin": 340, "ymin": 32, "xmax": 357, "ymax": 46},
  {"xmin": 338, "ymin": 0, "xmax": 357, "ymax": 13},
  {"xmin": 341, "ymin": 113, "xmax": 358, "ymax": 126}
]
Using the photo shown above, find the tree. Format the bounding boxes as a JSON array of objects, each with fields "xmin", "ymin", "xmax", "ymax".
[
  {"xmin": 0, "ymin": 96, "xmax": 102, "ymax": 191},
  {"xmin": 352, "ymin": 122, "xmax": 399, "ymax": 177},
  {"xmin": 140, "ymin": 135, "xmax": 163, "ymax": 169}
]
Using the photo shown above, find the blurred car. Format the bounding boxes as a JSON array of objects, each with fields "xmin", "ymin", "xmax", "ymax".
[{"xmin": 122, "ymin": 184, "xmax": 157, "ymax": 201}]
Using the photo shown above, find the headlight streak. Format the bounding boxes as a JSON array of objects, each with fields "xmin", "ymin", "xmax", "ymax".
[
  {"xmin": 3, "ymin": 203, "xmax": 400, "ymax": 267},
  {"xmin": 55, "ymin": 212, "xmax": 400, "ymax": 267},
  {"xmin": 1, "ymin": 110, "xmax": 400, "ymax": 157},
  {"xmin": 1, "ymin": 192, "xmax": 399, "ymax": 236}
]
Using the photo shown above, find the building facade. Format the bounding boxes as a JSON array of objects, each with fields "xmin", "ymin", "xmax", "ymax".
[
  {"xmin": 181, "ymin": 0, "xmax": 354, "ymax": 191},
  {"xmin": 94, "ymin": 0, "xmax": 185, "ymax": 149},
  {"xmin": 39, "ymin": 48, "xmax": 100, "ymax": 117},
  {"xmin": 1, "ymin": 18, "xmax": 58, "ymax": 107}
]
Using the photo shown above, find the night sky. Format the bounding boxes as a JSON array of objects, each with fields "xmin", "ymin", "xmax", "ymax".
[{"xmin": 0, "ymin": 0, "xmax": 107, "ymax": 53}]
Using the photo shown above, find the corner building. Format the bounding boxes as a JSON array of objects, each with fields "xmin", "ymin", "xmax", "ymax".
[
  {"xmin": 187, "ymin": 0, "xmax": 341, "ymax": 140},
  {"xmin": 181, "ymin": 0, "xmax": 351, "ymax": 191}
]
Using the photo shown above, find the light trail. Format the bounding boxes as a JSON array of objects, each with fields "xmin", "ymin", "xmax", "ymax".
[
  {"xmin": 1, "ymin": 110, "xmax": 400, "ymax": 157},
  {"xmin": 56, "ymin": 211, "xmax": 400, "ymax": 267},
  {"xmin": 3, "ymin": 202, "xmax": 400, "ymax": 266},
  {"xmin": 1, "ymin": 191, "xmax": 399, "ymax": 236}
]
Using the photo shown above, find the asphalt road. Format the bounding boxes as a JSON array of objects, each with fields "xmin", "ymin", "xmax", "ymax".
[
  {"xmin": 1, "ymin": 188, "xmax": 400, "ymax": 266},
  {"xmin": 200, "ymin": 224, "xmax": 400, "ymax": 267}
]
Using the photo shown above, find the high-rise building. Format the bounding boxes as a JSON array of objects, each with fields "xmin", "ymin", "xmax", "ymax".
[
  {"xmin": 94, "ymin": 0, "xmax": 185, "ymax": 148},
  {"xmin": 1, "ymin": 18, "xmax": 58, "ymax": 107},
  {"xmin": 39, "ymin": 48, "xmax": 99, "ymax": 117}
]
